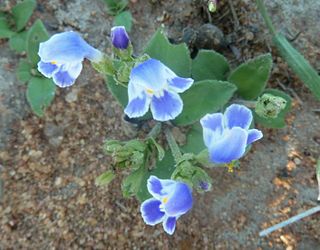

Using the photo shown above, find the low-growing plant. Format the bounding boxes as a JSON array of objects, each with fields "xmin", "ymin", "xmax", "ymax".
[
  {"xmin": 0, "ymin": 1, "xmax": 56, "ymax": 116},
  {"xmin": 34, "ymin": 20, "xmax": 293, "ymax": 235}
]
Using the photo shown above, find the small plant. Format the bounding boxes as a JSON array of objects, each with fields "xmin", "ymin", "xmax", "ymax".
[
  {"xmin": 0, "ymin": 1, "xmax": 56, "ymax": 116},
  {"xmin": 36, "ymin": 23, "xmax": 293, "ymax": 235}
]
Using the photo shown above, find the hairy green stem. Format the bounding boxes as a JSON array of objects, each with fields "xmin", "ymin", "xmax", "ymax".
[
  {"xmin": 255, "ymin": 0, "xmax": 276, "ymax": 36},
  {"xmin": 147, "ymin": 122, "xmax": 162, "ymax": 139},
  {"xmin": 165, "ymin": 128, "xmax": 182, "ymax": 164}
]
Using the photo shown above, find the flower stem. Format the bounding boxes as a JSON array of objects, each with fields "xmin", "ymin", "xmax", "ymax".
[
  {"xmin": 165, "ymin": 128, "xmax": 182, "ymax": 164},
  {"xmin": 255, "ymin": 0, "xmax": 276, "ymax": 36},
  {"xmin": 147, "ymin": 122, "xmax": 162, "ymax": 139}
]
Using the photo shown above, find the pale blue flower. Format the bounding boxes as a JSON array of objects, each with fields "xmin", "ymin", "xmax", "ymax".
[
  {"xmin": 124, "ymin": 59, "xmax": 194, "ymax": 121},
  {"xmin": 111, "ymin": 26, "xmax": 130, "ymax": 50},
  {"xmin": 200, "ymin": 104, "xmax": 263, "ymax": 164},
  {"xmin": 140, "ymin": 175, "xmax": 193, "ymax": 235},
  {"xmin": 38, "ymin": 31, "xmax": 102, "ymax": 88}
]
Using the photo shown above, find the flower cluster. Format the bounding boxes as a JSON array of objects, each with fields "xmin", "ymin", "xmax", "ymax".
[{"xmin": 37, "ymin": 26, "xmax": 264, "ymax": 236}]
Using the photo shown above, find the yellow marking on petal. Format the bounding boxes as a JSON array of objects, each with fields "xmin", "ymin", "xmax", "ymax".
[
  {"xmin": 146, "ymin": 88, "xmax": 154, "ymax": 94},
  {"xmin": 162, "ymin": 197, "xmax": 169, "ymax": 204},
  {"xmin": 226, "ymin": 162, "xmax": 234, "ymax": 173},
  {"xmin": 51, "ymin": 61, "xmax": 57, "ymax": 65}
]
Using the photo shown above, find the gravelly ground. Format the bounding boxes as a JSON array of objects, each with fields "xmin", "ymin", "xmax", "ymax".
[{"xmin": 0, "ymin": 0, "xmax": 319, "ymax": 249}]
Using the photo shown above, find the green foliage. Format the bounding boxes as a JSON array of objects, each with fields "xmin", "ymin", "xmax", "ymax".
[
  {"xmin": 144, "ymin": 29, "xmax": 191, "ymax": 77},
  {"xmin": 182, "ymin": 123, "xmax": 205, "ymax": 154},
  {"xmin": 26, "ymin": 19, "xmax": 49, "ymax": 65},
  {"xmin": 122, "ymin": 166, "xmax": 146, "ymax": 198},
  {"xmin": 12, "ymin": 0, "xmax": 36, "ymax": 32},
  {"xmin": 228, "ymin": 54, "xmax": 272, "ymax": 100},
  {"xmin": 9, "ymin": 31, "xmax": 27, "ymax": 52},
  {"xmin": 0, "ymin": 13, "xmax": 14, "ymax": 38},
  {"xmin": 95, "ymin": 171, "xmax": 116, "ymax": 186},
  {"xmin": 174, "ymin": 80, "xmax": 237, "ymax": 126},
  {"xmin": 114, "ymin": 11, "xmax": 132, "ymax": 32},
  {"xmin": 273, "ymin": 34, "xmax": 320, "ymax": 100},
  {"xmin": 16, "ymin": 59, "xmax": 33, "ymax": 83},
  {"xmin": 254, "ymin": 89, "xmax": 291, "ymax": 128},
  {"xmin": 103, "ymin": 0, "xmax": 128, "ymax": 15},
  {"xmin": 192, "ymin": 49, "xmax": 230, "ymax": 81},
  {"xmin": 105, "ymin": 75, "xmax": 128, "ymax": 107},
  {"xmin": 26, "ymin": 77, "xmax": 56, "ymax": 117},
  {"xmin": 136, "ymin": 152, "xmax": 175, "ymax": 201}
]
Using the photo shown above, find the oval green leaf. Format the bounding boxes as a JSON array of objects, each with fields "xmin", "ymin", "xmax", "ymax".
[
  {"xmin": 12, "ymin": 0, "xmax": 36, "ymax": 32},
  {"xmin": 26, "ymin": 19, "xmax": 49, "ymax": 66},
  {"xmin": 27, "ymin": 77, "xmax": 56, "ymax": 117},
  {"xmin": 144, "ymin": 29, "xmax": 191, "ymax": 77},
  {"xmin": 228, "ymin": 53, "xmax": 272, "ymax": 100},
  {"xmin": 173, "ymin": 80, "xmax": 237, "ymax": 126},
  {"xmin": 192, "ymin": 49, "xmax": 230, "ymax": 81}
]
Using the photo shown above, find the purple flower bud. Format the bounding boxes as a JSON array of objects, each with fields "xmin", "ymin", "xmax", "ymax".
[
  {"xmin": 198, "ymin": 181, "xmax": 209, "ymax": 191},
  {"xmin": 111, "ymin": 26, "xmax": 130, "ymax": 50}
]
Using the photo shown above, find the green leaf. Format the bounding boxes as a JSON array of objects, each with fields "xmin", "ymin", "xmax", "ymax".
[
  {"xmin": 174, "ymin": 80, "xmax": 237, "ymax": 126},
  {"xmin": 26, "ymin": 77, "xmax": 56, "ymax": 117},
  {"xmin": 136, "ymin": 151, "xmax": 175, "ymax": 202},
  {"xmin": 182, "ymin": 123, "xmax": 205, "ymax": 154},
  {"xmin": 114, "ymin": 11, "xmax": 132, "ymax": 32},
  {"xmin": 103, "ymin": 0, "xmax": 128, "ymax": 15},
  {"xmin": 95, "ymin": 170, "xmax": 115, "ymax": 186},
  {"xmin": 0, "ymin": 14, "xmax": 15, "ymax": 38},
  {"xmin": 273, "ymin": 33, "xmax": 320, "ymax": 100},
  {"xmin": 192, "ymin": 49, "xmax": 230, "ymax": 81},
  {"xmin": 12, "ymin": 0, "xmax": 36, "ymax": 32},
  {"xmin": 149, "ymin": 137, "xmax": 165, "ymax": 161},
  {"xmin": 122, "ymin": 165, "xmax": 146, "ymax": 198},
  {"xmin": 105, "ymin": 75, "xmax": 128, "ymax": 107},
  {"xmin": 9, "ymin": 31, "xmax": 27, "ymax": 52},
  {"xmin": 144, "ymin": 29, "xmax": 191, "ymax": 77},
  {"xmin": 228, "ymin": 54, "xmax": 272, "ymax": 100},
  {"xmin": 254, "ymin": 89, "xmax": 291, "ymax": 128},
  {"xmin": 26, "ymin": 19, "xmax": 49, "ymax": 66},
  {"xmin": 17, "ymin": 59, "xmax": 33, "ymax": 83}
]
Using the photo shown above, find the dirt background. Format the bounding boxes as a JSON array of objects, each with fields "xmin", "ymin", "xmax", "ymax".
[{"xmin": 0, "ymin": 0, "xmax": 320, "ymax": 249}]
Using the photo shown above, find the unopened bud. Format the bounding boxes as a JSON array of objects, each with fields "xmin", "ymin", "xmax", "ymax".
[
  {"xmin": 111, "ymin": 26, "xmax": 130, "ymax": 50},
  {"xmin": 255, "ymin": 93, "xmax": 287, "ymax": 119},
  {"xmin": 208, "ymin": 0, "xmax": 217, "ymax": 13}
]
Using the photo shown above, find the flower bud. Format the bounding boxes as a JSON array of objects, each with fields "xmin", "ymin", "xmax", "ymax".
[
  {"xmin": 111, "ymin": 26, "xmax": 130, "ymax": 50},
  {"xmin": 255, "ymin": 93, "xmax": 287, "ymax": 119},
  {"xmin": 208, "ymin": 0, "xmax": 217, "ymax": 13}
]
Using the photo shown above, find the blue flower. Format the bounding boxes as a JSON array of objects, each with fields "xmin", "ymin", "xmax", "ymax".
[
  {"xmin": 124, "ymin": 59, "xmax": 194, "ymax": 121},
  {"xmin": 38, "ymin": 31, "xmax": 102, "ymax": 88},
  {"xmin": 140, "ymin": 175, "xmax": 193, "ymax": 235},
  {"xmin": 200, "ymin": 104, "xmax": 263, "ymax": 164},
  {"xmin": 111, "ymin": 26, "xmax": 130, "ymax": 50}
]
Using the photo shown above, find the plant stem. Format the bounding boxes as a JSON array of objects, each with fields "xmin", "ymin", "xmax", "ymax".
[
  {"xmin": 164, "ymin": 128, "xmax": 182, "ymax": 164},
  {"xmin": 255, "ymin": 0, "xmax": 276, "ymax": 36},
  {"xmin": 147, "ymin": 122, "xmax": 162, "ymax": 139}
]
